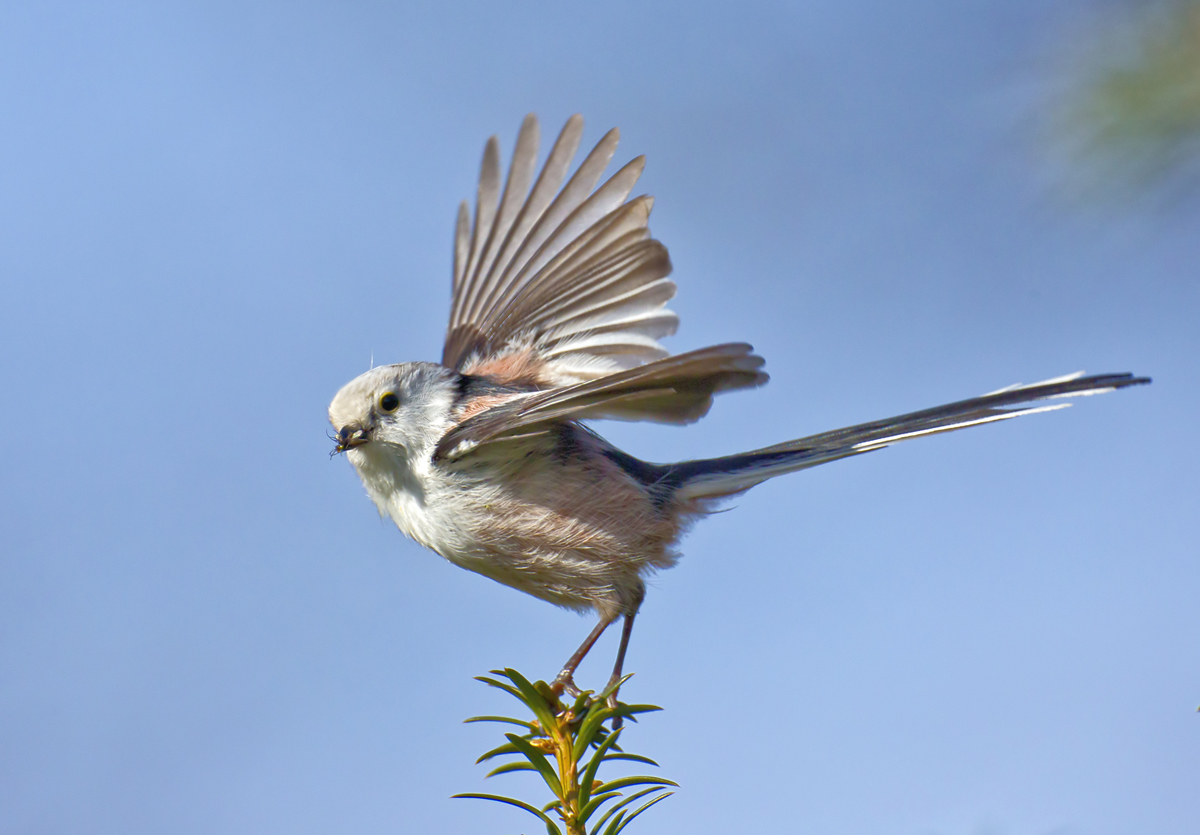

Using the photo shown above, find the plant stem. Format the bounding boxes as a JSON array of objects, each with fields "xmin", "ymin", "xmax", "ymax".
[{"xmin": 552, "ymin": 709, "xmax": 583, "ymax": 834}]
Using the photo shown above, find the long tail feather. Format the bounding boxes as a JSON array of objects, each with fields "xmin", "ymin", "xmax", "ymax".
[{"xmin": 669, "ymin": 371, "xmax": 1150, "ymax": 500}]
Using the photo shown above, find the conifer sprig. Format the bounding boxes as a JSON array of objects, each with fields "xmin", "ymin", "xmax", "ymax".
[{"xmin": 455, "ymin": 669, "xmax": 675, "ymax": 835}]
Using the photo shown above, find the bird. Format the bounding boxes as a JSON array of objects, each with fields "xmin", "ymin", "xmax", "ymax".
[{"xmin": 328, "ymin": 113, "xmax": 1149, "ymax": 703}]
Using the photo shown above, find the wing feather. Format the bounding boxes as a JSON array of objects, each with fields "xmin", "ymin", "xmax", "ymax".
[
  {"xmin": 455, "ymin": 136, "xmax": 501, "ymax": 327},
  {"xmin": 435, "ymin": 344, "xmax": 768, "ymax": 460},
  {"xmin": 484, "ymin": 126, "xmax": 620, "ymax": 306},
  {"xmin": 492, "ymin": 202, "xmax": 662, "ymax": 334},
  {"xmin": 492, "ymin": 154, "xmax": 645, "ymax": 317},
  {"xmin": 469, "ymin": 113, "xmax": 540, "ymax": 311},
  {"xmin": 502, "ymin": 243, "xmax": 674, "ymax": 340},
  {"xmin": 442, "ymin": 115, "xmax": 679, "ymax": 386},
  {"xmin": 452, "ymin": 201, "xmax": 470, "ymax": 294},
  {"xmin": 463, "ymin": 115, "xmax": 584, "ymax": 329}
]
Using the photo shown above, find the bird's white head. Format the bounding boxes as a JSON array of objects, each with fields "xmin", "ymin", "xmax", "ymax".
[{"xmin": 328, "ymin": 361, "xmax": 459, "ymax": 463}]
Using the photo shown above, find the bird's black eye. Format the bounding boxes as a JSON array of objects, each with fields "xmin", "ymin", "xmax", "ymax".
[{"xmin": 379, "ymin": 392, "xmax": 400, "ymax": 412}]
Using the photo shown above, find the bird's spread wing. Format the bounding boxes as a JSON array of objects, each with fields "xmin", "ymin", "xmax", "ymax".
[
  {"xmin": 435, "ymin": 344, "xmax": 768, "ymax": 460},
  {"xmin": 443, "ymin": 114, "xmax": 678, "ymax": 388}
]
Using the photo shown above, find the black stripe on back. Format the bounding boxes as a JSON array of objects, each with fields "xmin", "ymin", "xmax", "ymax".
[{"xmin": 453, "ymin": 372, "xmax": 537, "ymax": 405}]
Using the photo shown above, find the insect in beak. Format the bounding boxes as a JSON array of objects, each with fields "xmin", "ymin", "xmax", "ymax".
[{"xmin": 333, "ymin": 424, "xmax": 370, "ymax": 454}]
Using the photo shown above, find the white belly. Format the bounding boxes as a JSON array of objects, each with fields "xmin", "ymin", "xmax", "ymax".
[{"xmin": 345, "ymin": 435, "xmax": 671, "ymax": 617}]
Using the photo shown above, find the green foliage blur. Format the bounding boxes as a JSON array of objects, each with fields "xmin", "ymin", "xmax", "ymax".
[{"xmin": 1060, "ymin": 0, "xmax": 1200, "ymax": 196}]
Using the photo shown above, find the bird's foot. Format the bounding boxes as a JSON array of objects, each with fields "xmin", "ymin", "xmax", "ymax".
[{"xmin": 551, "ymin": 671, "xmax": 582, "ymax": 700}]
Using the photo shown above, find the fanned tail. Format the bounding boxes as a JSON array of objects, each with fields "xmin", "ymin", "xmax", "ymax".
[{"xmin": 668, "ymin": 371, "xmax": 1151, "ymax": 501}]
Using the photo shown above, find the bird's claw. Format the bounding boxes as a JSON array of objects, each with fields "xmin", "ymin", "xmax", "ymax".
[{"xmin": 551, "ymin": 672, "xmax": 582, "ymax": 700}]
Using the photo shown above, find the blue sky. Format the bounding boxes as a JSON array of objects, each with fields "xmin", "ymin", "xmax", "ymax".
[{"xmin": 1, "ymin": 2, "xmax": 1196, "ymax": 833}]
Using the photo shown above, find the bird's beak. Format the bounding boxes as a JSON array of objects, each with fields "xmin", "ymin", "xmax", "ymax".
[{"xmin": 333, "ymin": 423, "xmax": 370, "ymax": 454}]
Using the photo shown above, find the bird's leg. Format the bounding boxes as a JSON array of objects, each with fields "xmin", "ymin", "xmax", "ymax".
[
  {"xmin": 552, "ymin": 616, "xmax": 613, "ymax": 698},
  {"xmin": 607, "ymin": 612, "xmax": 636, "ymax": 729}
]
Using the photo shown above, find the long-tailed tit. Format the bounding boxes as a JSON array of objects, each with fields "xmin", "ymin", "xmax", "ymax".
[{"xmin": 329, "ymin": 114, "xmax": 1148, "ymax": 700}]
